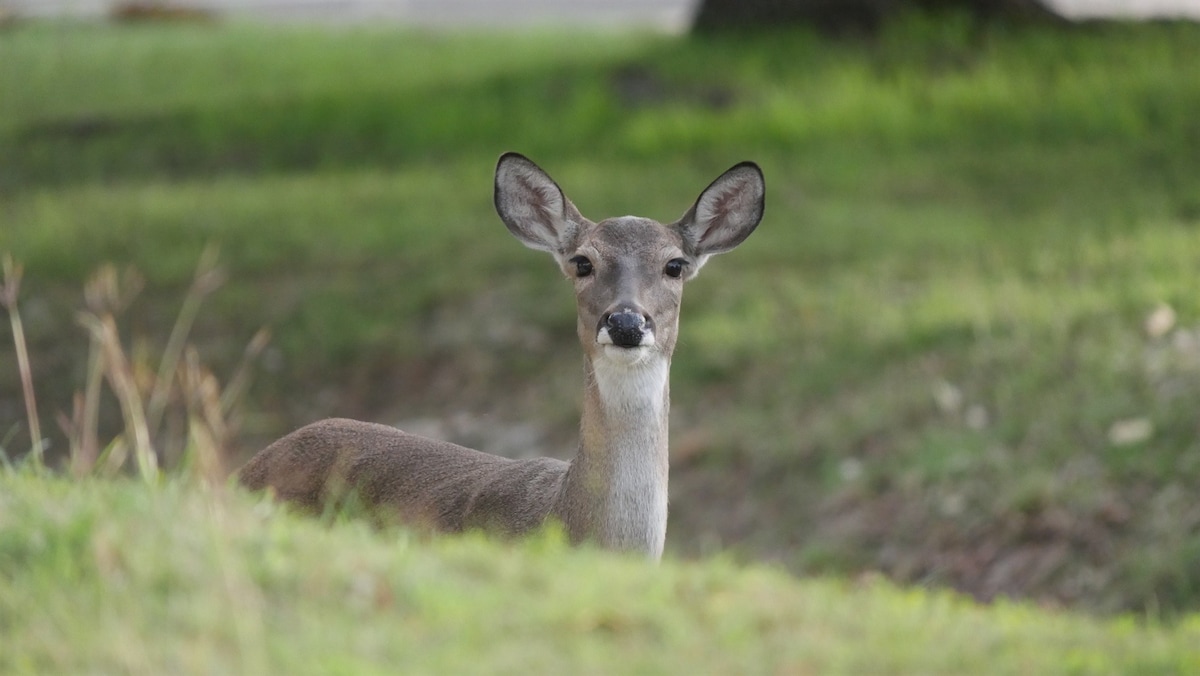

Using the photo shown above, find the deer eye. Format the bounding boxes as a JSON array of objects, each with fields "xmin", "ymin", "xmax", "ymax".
[
  {"xmin": 664, "ymin": 258, "xmax": 687, "ymax": 279},
  {"xmin": 569, "ymin": 255, "xmax": 593, "ymax": 278}
]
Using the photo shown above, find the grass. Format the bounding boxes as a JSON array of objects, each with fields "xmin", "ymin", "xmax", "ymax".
[
  {"xmin": 2, "ymin": 14, "xmax": 1200, "ymax": 617},
  {"xmin": 2, "ymin": 470, "xmax": 1199, "ymax": 674}
]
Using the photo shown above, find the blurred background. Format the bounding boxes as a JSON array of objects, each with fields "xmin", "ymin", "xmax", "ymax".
[
  {"xmin": 8, "ymin": 0, "xmax": 1200, "ymax": 25},
  {"xmin": 1, "ymin": 0, "xmax": 1198, "ymax": 616}
]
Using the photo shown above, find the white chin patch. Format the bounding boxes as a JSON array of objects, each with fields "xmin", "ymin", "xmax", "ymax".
[
  {"xmin": 596, "ymin": 327, "xmax": 656, "ymax": 348},
  {"xmin": 601, "ymin": 344, "xmax": 653, "ymax": 366}
]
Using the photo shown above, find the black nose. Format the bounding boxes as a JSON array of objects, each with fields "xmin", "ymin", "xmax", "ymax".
[{"xmin": 603, "ymin": 310, "xmax": 651, "ymax": 348}]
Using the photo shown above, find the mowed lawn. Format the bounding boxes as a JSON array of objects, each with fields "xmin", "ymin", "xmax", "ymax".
[{"xmin": 2, "ymin": 472, "xmax": 1199, "ymax": 674}]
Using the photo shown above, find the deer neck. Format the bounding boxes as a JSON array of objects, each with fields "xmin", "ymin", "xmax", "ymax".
[{"xmin": 555, "ymin": 351, "xmax": 670, "ymax": 559}]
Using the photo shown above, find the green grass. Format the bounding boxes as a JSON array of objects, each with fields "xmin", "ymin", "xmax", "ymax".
[
  {"xmin": 2, "ymin": 471, "xmax": 1198, "ymax": 674},
  {"xmin": 2, "ymin": 16, "xmax": 1200, "ymax": 616}
]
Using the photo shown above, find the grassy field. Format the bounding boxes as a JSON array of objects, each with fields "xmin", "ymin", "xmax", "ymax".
[
  {"xmin": 3, "ymin": 470, "xmax": 1199, "ymax": 674},
  {"xmin": 2, "ymin": 14, "xmax": 1200, "ymax": 622}
]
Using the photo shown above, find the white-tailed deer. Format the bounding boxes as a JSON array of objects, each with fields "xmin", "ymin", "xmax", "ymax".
[{"xmin": 238, "ymin": 153, "xmax": 764, "ymax": 560}]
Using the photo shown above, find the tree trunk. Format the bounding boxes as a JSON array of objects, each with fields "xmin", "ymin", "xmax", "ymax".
[{"xmin": 692, "ymin": 0, "xmax": 1063, "ymax": 34}]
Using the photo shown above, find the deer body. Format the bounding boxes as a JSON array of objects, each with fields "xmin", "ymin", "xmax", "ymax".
[{"xmin": 239, "ymin": 154, "xmax": 764, "ymax": 560}]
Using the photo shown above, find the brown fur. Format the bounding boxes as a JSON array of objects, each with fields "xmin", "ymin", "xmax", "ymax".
[{"xmin": 239, "ymin": 418, "xmax": 567, "ymax": 535}]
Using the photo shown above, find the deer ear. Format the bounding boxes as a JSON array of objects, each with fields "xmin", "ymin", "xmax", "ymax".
[
  {"xmin": 494, "ymin": 152, "xmax": 586, "ymax": 255},
  {"xmin": 675, "ymin": 161, "xmax": 764, "ymax": 259}
]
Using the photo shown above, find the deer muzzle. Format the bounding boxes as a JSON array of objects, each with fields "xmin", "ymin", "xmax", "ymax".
[{"xmin": 598, "ymin": 308, "xmax": 655, "ymax": 349}]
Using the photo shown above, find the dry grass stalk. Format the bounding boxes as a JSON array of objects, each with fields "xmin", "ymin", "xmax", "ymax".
[
  {"xmin": 79, "ymin": 312, "xmax": 159, "ymax": 482},
  {"xmin": 182, "ymin": 347, "xmax": 228, "ymax": 485},
  {"xmin": 2, "ymin": 254, "xmax": 43, "ymax": 468},
  {"xmin": 7, "ymin": 250, "xmax": 266, "ymax": 482}
]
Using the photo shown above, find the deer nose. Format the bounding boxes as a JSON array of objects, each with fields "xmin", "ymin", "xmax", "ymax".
[{"xmin": 600, "ymin": 308, "xmax": 654, "ymax": 348}]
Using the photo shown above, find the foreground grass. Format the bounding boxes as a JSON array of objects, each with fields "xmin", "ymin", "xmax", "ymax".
[
  {"xmin": 2, "ymin": 18, "xmax": 1200, "ymax": 613},
  {"xmin": 1, "ymin": 472, "xmax": 1197, "ymax": 675}
]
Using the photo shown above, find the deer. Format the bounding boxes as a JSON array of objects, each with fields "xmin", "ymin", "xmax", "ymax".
[{"xmin": 238, "ymin": 152, "xmax": 764, "ymax": 560}]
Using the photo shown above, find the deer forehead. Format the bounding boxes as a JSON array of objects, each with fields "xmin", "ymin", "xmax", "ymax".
[{"xmin": 574, "ymin": 216, "xmax": 684, "ymax": 262}]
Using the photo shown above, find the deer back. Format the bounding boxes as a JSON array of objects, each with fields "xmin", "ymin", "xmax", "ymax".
[{"xmin": 239, "ymin": 418, "xmax": 568, "ymax": 534}]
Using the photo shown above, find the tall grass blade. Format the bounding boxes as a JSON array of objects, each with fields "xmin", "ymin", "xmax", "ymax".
[
  {"xmin": 222, "ymin": 327, "xmax": 270, "ymax": 415},
  {"xmin": 147, "ymin": 243, "xmax": 224, "ymax": 435}
]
